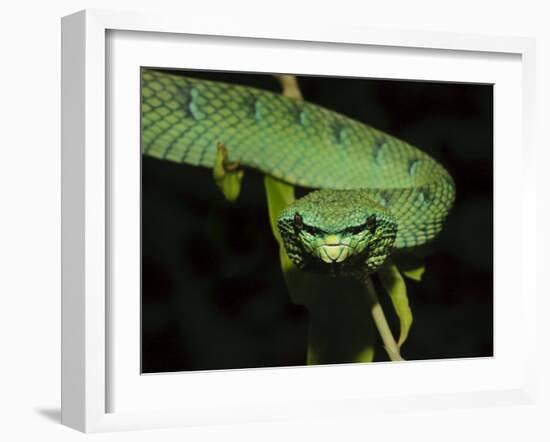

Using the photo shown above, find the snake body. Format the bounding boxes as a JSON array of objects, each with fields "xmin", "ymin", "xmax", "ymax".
[{"xmin": 142, "ymin": 69, "xmax": 455, "ymax": 276}]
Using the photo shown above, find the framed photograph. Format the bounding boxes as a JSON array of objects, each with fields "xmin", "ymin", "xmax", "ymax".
[{"xmin": 61, "ymin": 9, "xmax": 537, "ymax": 433}]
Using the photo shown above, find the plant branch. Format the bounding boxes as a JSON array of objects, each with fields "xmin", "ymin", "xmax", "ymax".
[{"xmin": 364, "ymin": 276, "xmax": 404, "ymax": 362}]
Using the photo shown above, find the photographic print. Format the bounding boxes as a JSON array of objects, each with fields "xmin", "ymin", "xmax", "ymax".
[{"xmin": 141, "ymin": 68, "xmax": 493, "ymax": 373}]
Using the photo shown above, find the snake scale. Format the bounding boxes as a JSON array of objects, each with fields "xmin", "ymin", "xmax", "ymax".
[{"xmin": 141, "ymin": 69, "xmax": 456, "ymax": 277}]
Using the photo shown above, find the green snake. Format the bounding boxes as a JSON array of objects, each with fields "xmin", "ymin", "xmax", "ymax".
[{"xmin": 141, "ymin": 69, "xmax": 456, "ymax": 277}]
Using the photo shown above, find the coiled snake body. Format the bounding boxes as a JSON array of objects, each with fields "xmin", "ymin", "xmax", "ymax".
[{"xmin": 142, "ymin": 69, "xmax": 455, "ymax": 276}]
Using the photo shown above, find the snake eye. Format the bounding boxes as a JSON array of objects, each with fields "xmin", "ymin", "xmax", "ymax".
[
  {"xmin": 294, "ymin": 213, "xmax": 304, "ymax": 230},
  {"xmin": 366, "ymin": 215, "xmax": 377, "ymax": 233}
]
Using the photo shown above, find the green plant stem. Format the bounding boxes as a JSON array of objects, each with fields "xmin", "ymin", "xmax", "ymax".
[{"xmin": 364, "ymin": 276, "xmax": 404, "ymax": 362}]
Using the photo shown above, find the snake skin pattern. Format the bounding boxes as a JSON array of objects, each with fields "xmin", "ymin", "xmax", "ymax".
[{"xmin": 141, "ymin": 68, "xmax": 455, "ymax": 250}]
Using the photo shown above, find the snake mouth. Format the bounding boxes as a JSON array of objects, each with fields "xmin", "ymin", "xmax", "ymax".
[{"xmin": 318, "ymin": 244, "xmax": 353, "ymax": 264}]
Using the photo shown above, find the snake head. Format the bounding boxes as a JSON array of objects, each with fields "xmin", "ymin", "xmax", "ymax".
[{"xmin": 277, "ymin": 189, "xmax": 397, "ymax": 277}]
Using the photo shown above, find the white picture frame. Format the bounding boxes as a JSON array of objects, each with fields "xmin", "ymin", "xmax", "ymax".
[{"xmin": 61, "ymin": 9, "xmax": 537, "ymax": 433}]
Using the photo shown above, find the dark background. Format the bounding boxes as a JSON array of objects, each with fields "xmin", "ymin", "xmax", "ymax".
[{"xmin": 141, "ymin": 70, "xmax": 493, "ymax": 373}]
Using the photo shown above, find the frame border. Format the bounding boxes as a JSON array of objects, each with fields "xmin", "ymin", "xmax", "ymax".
[{"xmin": 61, "ymin": 9, "xmax": 537, "ymax": 433}]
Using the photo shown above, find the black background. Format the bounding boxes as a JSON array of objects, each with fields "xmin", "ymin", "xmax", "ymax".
[{"xmin": 142, "ymin": 70, "xmax": 493, "ymax": 373}]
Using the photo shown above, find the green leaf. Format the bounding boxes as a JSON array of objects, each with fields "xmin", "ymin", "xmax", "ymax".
[
  {"xmin": 264, "ymin": 175, "xmax": 312, "ymax": 305},
  {"xmin": 378, "ymin": 260, "xmax": 413, "ymax": 348},
  {"xmin": 402, "ymin": 265, "xmax": 425, "ymax": 281},
  {"xmin": 264, "ymin": 176, "xmax": 294, "ymax": 244},
  {"xmin": 213, "ymin": 143, "xmax": 244, "ymax": 202},
  {"xmin": 263, "ymin": 175, "xmax": 296, "ymax": 275},
  {"xmin": 354, "ymin": 345, "xmax": 375, "ymax": 363},
  {"xmin": 393, "ymin": 254, "xmax": 426, "ymax": 281}
]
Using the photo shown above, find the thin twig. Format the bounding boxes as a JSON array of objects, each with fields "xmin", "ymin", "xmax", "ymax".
[
  {"xmin": 275, "ymin": 75, "xmax": 303, "ymax": 100},
  {"xmin": 364, "ymin": 276, "xmax": 404, "ymax": 361}
]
